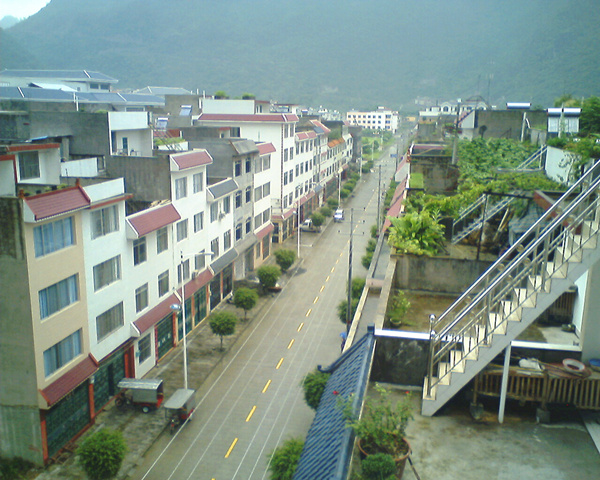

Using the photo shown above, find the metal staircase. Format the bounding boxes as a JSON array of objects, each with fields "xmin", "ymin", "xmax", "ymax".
[
  {"xmin": 423, "ymin": 159, "xmax": 600, "ymax": 416},
  {"xmin": 451, "ymin": 146, "xmax": 548, "ymax": 244}
]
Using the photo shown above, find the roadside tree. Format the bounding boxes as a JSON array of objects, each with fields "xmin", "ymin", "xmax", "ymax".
[
  {"xmin": 256, "ymin": 265, "xmax": 281, "ymax": 289},
  {"xmin": 209, "ymin": 311, "xmax": 237, "ymax": 350},
  {"xmin": 77, "ymin": 429, "xmax": 127, "ymax": 480},
  {"xmin": 233, "ymin": 287, "xmax": 258, "ymax": 320}
]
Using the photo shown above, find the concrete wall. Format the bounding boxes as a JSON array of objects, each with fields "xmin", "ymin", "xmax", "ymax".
[
  {"xmin": 0, "ymin": 198, "xmax": 43, "ymax": 464},
  {"xmin": 372, "ymin": 336, "xmax": 429, "ymax": 386},
  {"xmin": 106, "ymin": 155, "xmax": 171, "ymax": 203},
  {"xmin": 474, "ymin": 110, "xmax": 547, "ymax": 141},
  {"xmin": 393, "ymin": 253, "xmax": 492, "ymax": 294}
]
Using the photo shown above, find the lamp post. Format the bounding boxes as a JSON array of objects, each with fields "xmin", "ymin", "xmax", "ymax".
[
  {"xmin": 346, "ymin": 208, "xmax": 354, "ymax": 333},
  {"xmin": 171, "ymin": 250, "xmax": 212, "ymax": 390}
]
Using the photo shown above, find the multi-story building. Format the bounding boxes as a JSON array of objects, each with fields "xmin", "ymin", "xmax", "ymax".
[{"xmin": 346, "ymin": 106, "xmax": 399, "ymax": 132}]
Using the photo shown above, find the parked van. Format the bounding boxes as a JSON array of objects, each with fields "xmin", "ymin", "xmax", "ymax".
[{"xmin": 334, "ymin": 209, "xmax": 344, "ymax": 222}]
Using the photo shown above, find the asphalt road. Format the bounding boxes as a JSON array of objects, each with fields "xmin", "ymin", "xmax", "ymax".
[{"xmin": 132, "ymin": 136, "xmax": 404, "ymax": 480}]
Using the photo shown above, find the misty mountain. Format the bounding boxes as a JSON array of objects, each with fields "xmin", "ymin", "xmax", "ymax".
[
  {"xmin": 2, "ymin": 0, "xmax": 600, "ymax": 111},
  {"xmin": 0, "ymin": 16, "xmax": 20, "ymax": 29}
]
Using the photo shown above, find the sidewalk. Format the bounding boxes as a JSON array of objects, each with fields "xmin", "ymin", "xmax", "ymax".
[{"xmin": 33, "ymin": 226, "xmax": 315, "ymax": 479}]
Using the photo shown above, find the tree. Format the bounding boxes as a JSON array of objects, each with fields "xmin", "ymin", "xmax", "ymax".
[
  {"xmin": 350, "ymin": 277, "xmax": 366, "ymax": 299},
  {"xmin": 209, "ymin": 311, "xmax": 237, "ymax": 350},
  {"xmin": 302, "ymin": 370, "xmax": 330, "ymax": 410},
  {"xmin": 580, "ymin": 96, "xmax": 600, "ymax": 135},
  {"xmin": 337, "ymin": 298, "xmax": 359, "ymax": 324},
  {"xmin": 256, "ymin": 265, "xmax": 281, "ymax": 289},
  {"xmin": 77, "ymin": 429, "xmax": 127, "ymax": 480},
  {"xmin": 361, "ymin": 452, "xmax": 397, "ymax": 480},
  {"xmin": 233, "ymin": 287, "xmax": 258, "ymax": 320},
  {"xmin": 268, "ymin": 438, "xmax": 304, "ymax": 480},
  {"xmin": 241, "ymin": 93, "xmax": 255, "ymax": 99},
  {"xmin": 320, "ymin": 206, "xmax": 332, "ymax": 217},
  {"xmin": 274, "ymin": 249, "xmax": 296, "ymax": 272},
  {"xmin": 310, "ymin": 212, "xmax": 325, "ymax": 228},
  {"xmin": 388, "ymin": 210, "xmax": 446, "ymax": 256},
  {"xmin": 214, "ymin": 90, "xmax": 229, "ymax": 99}
]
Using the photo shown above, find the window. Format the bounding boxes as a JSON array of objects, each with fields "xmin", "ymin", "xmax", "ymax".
[
  {"xmin": 133, "ymin": 237, "xmax": 147, "ymax": 265},
  {"xmin": 175, "ymin": 177, "xmax": 188, "ymax": 199},
  {"xmin": 284, "ymin": 172, "xmax": 288, "ymax": 185},
  {"xmin": 223, "ymin": 196, "xmax": 231, "ymax": 214},
  {"xmin": 138, "ymin": 335, "xmax": 151, "ymax": 363},
  {"xmin": 39, "ymin": 275, "xmax": 78, "ymax": 319},
  {"xmin": 224, "ymin": 230, "xmax": 231, "ymax": 250},
  {"xmin": 289, "ymin": 170, "xmax": 294, "ymax": 182},
  {"xmin": 194, "ymin": 212, "xmax": 204, "ymax": 233},
  {"xmin": 263, "ymin": 155, "xmax": 270, "ymax": 170},
  {"xmin": 245, "ymin": 187, "xmax": 252, "ymax": 203},
  {"xmin": 263, "ymin": 208, "xmax": 271, "ymax": 224},
  {"xmin": 245, "ymin": 157, "xmax": 252, "ymax": 173},
  {"xmin": 43, "ymin": 330, "xmax": 82, "ymax": 377},
  {"xmin": 193, "ymin": 172, "xmax": 204, "ymax": 193},
  {"xmin": 255, "ymin": 213, "xmax": 262, "ymax": 228},
  {"xmin": 92, "ymin": 205, "xmax": 119, "ymax": 239},
  {"xmin": 210, "ymin": 203, "xmax": 219, "ymax": 222},
  {"xmin": 284, "ymin": 149, "xmax": 288, "ymax": 162},
  {"xmin": 19, "ymin": 151, "xmax": 40, "ymax": 179},
  {"xmin": 195, "ymin": 251, "xmax": 207, "ymax": 271},
  {"xmin": 245, "ymin": 218, "xmax": 252, "ymax": 234},
  {"xmin": 135, "ymin": 283, "xmax": 149, "ymax": 312},
  {"xmin": 235, "ymin": 191, "xmax": 242, "ymax": 208},
  {"xmin": 158, "ymin": 271, "xmax": 169, "ymax": 296},
  {"xmin": 234, "ymin": 161, "xmax": 242, "ymax": 176},
  {"xmin": 156, "ymin": 226, "xmax": 168, "ymax": 253},
  {"xmin": 176, "ymin": 219, "xmax": 188, "ymax": 241},
  {"xmin": 235, "ymin": 224, "xmax": 242, "ymax": 240},
  {"xmin": 96, "ymin": 302, "xmax": 124, "ymax": 341},
  {"xmin": 34, "ymin": 216, "xmax": 74, "ymax": 257},
  {"xmin": 255, "ymin": 186, "xmax": 262, "ymax": 202},
  {"xmin": 290, "ymin": 148, "xmax": 294, "ymax": 160},
  {"xmin": 263, "ymin": 182, "xmax": 270, "ymax": 197},
  {"xmin": 177, "ymin": 259, "xmax": 190, "ymax": 283},
  {"xmin": 296, "ymin": 165, "xmax": 299, "ymax": 177},
  {"xmin": 211, "ymin": 238, "xmax": 219, "ymax": 257},
  {"xmin": 93, "ymin": 256, "xmax": 121, "ymax": 291}
]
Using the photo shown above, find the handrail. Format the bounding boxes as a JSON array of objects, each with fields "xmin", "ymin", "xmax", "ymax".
[{"xmin": 435, "ymin": 160, "xmax": 599, "ymax": 333}]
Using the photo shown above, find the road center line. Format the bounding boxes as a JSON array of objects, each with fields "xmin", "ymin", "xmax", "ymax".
[
  {"xmin": 246, "ymin": 406, "xmax": 257, "ymax": 422},
  {"xmin": 297, "ymin": 322, "xmax": 304, "ymax": 331},
  {"xmin": 275, "ymin": 357, "xmax": 284, "ymax": 369},
  {"xmin": 224, "ymin": 438, "xmax": 238, "ymax": 458},
  {"xmin": 305, "ymin": 308, "xmax": 311, "ymax": 317},
  {"xmin": 287, "ymin": 339, "xmax": 295, "ymax": 349},
  {"xmin": 326, "ymin": 275, "xmax": 330, "ymax": 282},
  {"xmin": 313, "ymin": 296, "xmax": 319, "ymax": 304},
  {"xmin": 262, "ymin": 379, "xmax": 272, "ymax": 393},
  {"xmin": 320, "ymin": 285, "xmax": 325, "ymax": 292},
  {"xmin": 331, "ymin": 267, "xmax": 335, "ymax": 273}
]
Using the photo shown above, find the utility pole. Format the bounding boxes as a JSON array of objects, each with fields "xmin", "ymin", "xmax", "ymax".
[
  {"xmin": 376, "ymin": 165, "xmax": 382, "ymax": 233},
  {"xmin": 346, "ymin": 208, "xmax": 354, "ymax": 332}
]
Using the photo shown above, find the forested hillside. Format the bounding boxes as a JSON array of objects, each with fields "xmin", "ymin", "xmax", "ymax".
[{"xmin": 2, "ymin": 0, "xmax": 600, "ymax": 111}]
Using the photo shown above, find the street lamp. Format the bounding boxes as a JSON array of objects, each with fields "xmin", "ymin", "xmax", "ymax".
[{"xmin": 171, "ymin": 250, "xmax": 212, "ymax": 390}]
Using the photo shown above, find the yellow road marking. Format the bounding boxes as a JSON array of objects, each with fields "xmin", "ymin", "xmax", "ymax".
[
  {"xmin": 335, "ymin": 258, "xmax": 339, "ymax": 264},
  {"xmin": 225, "ymin": 438, "xmax": 238, "ymax": 458},
  {"xmin": 331, "ymin": 267, "xmax": 335, "ymax": 273},
  {"xmin": 262, "ymin": 379, "xmax": 272, "ymax": 393},
  {"xmin": 313, "ymin": 296, "xmax": 319, "ymax": 304},
  {"xmin": 276, "ymin": 358, "xmax": 284, "ymax": 369},
  {"xmin": 339, "ymin": 251, "xmax": 344, "ymax": 257},
  {"xmin": 305, "ymin": 308, "xmax": 311, "ymax": 317},
  {"xmin": 320, "ymin": 285, "xmax": 325, "ymax": 292},
  {"xmin": 298, "ymin": 322, "xmax": 304, "ymax": 331},
  {"xmin": 287, "ymin": 339, "xmax": 295, "ymax": 349},
  {"xmin": 326, "ymin": 276, "xmax": 330, "ymax": 282},
  {"xmin": 246, "ymin": 405, "xmax": 257, "ymax": 422}
]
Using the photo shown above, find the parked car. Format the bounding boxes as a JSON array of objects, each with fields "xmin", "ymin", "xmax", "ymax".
[
  {"xmin": 300, "ymin": 218, "xmax": 320, "ymax": 232},
  {"xmin": 334, "ymin": 209, "xmax": 344, "ymax": 222}
]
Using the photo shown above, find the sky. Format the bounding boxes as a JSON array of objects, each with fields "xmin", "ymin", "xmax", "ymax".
[{"xmin": 0, "ymin": 0, "xmax": 50, "ymax": 19}]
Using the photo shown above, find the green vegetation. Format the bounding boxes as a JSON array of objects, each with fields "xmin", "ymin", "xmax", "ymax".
[
  {"xmin": 386, "ymin": 291, "xmax": 411, "ymax": 327},
  {"xmin": 302, "ymin": 370, "xmax": 331, "ymax": 410},
  {"xmin": 0, "ymin": 456, "xmax": 34, "ymax": 480},
  {"xmin": 361, "ymin": 452, "xmax": 397, "ymax": 480},
  {"xmin": 388, "ymin": 210, "xmax": 445, "ymax": 256},
  {"xmin": 274, "ymin": 249, "xmax": 296, "ymax": 272},
  {"xmin": 310, "ymin": 211, "xmax": 325, "ymax": 228},
  {"xmin": 327, "ymin": 197, "xmax": 339, "ymax": 208},
  {"xmin": 77, "ymin": 429, "xmax": 127, "ymax": 480},
  {"xmin": 256, "ymin": 265, "xmax": 281, "ymax": 289},
  {"xmin": 320, "ymin": 206, "xmax": 333, "ymax": 217},
  {"xmin": 209, "ymin": 311, "xmax": 237, "ymax": 349},
  {"xmin": 351, "ymin": 277, "xmax": 366, "ymax": 299},
  {"xmin": 233, "ymin": 287, "xmax": 258, "ymax": 320},
  {"xmin": 337, "ymin": 298, "xmax": 359, "ymax": 324},
  {"xmin": 268, "ymin": 438, "xmax": 304, "ymax": 480}
]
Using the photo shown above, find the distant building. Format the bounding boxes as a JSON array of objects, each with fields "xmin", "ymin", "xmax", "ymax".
[
  {"xmin": 346, "ymin": 106, "xmax": 398, "ymax": 132},
  {"xmin": 0, "ymin": 69, "xmax": 118, "ymax": 93}
]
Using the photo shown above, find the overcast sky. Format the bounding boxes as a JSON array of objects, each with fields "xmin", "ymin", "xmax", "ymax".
[{"xmin": 1, "ymin": 0, "xmax": 50, "ymax": 19}]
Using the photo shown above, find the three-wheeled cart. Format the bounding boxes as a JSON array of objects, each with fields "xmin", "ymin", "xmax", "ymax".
[
  {"xmin": 115, "ymin": 378, "xmax": 164, "ymax": 413},
  {"xmin": 164, "ymin": 388, "xmax": 196, "ymax": 434}
]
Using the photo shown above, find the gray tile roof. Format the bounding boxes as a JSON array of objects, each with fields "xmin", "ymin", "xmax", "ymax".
[
  {"xmin": 208, "ymin": 178, "xmax": 238, "ymax": 199},
  {"xmin": 0, "ymin": 69, "xmax": 117, "ymax": 82},
  {"xmin": 294, "ymin": 326, "xmax": 376, "ymax": 480},
  {"xmin": 0, "ymin": 87, "xmax": 164, "ymax": 106}
]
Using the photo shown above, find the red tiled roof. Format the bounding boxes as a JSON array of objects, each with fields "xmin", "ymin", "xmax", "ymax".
[
  {"xmin": 327, "ymin": 138, "xmax": 345, "ymax": 148},
  {"xmin": 24, "ymin": 185, "xmax": 91, "ymax": 221},
  {"xmin": 383, "ymin": 178, "xmax": 407, "ymax": 232},
  {"xmin": 272, "ymin": 207, "xmax": 296, "ymax": 221},
  {"xmin": 256, "ymin": 223, "xmax": 274, "ymax": 240},
  {"xmin": 40, "ymin": 354, "xmax": 98, "ymax": 407},
  {"xmin": 7, "ymin": 143, "xmax": 61, "ymax": 153},
  {"xmin": 310, "ymin": 120, "xmax": 331, "ymax": 134},
  {"xmin": 171, "ymin": 150, "xmax": 213, "ymax": 170},
  {"xmin": 296, "ymin": 131, "xmax": 317, "ymax": 140},
  {"xmin": 297, "ymin": 191, "xmax": 315, "ymax": 206},
  {"xmin": 127, "ymin": 204, "xmax": 181, "ymax": 237},
  {"xmin": 257, "ymin": 142, "xmax": 276, "ymax": 155},
  {"xmin": 198, "ymin": 113, "xmax": 298, "ymax": 123}
]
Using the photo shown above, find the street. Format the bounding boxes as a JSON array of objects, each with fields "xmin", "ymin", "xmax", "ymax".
[{"xmin": 132, "ymin": 136, "xmax": 404, "ymax": 480}]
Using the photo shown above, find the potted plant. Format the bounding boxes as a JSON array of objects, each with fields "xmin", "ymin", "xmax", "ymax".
[{"xmin": 340, "ymin": 384, "xmax": 413, "ymax": 478}]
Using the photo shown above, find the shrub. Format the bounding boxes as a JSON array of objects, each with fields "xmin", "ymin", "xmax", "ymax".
[
  {"xmin": 388, "ymin": 210, "xmax": 446, "ymax": 256},
  {"xmin": 351, "ymin": 172, "xmax": 360, "ymax": 182},
  {"xmin": 327, "ymin": 197, "xmax": 339, "ymax": 208},
  {"xmin": 337, "ymin": 298, "xmax": 359, "ymax": 324},
  {"xmin": 0, "ymin": 457, "xmax": 34, "ymax": 480},
  {"xmin": 320, "ymin": 206, "xmax": 332, "ymax": 217},
  {"xmin": 370, "ymin": 225, "xmax": 378, "ymax": 238},
  {"xmin": 340, "ymin": 188, "xmax": 351, "ymax": 199},
  {"xmin": 274, "ymin": 249, "xmax": 296, "ymax": 272},
  {"xmin": 387, "ymin": 291, "xmax": 411, "ymax": 327},
  {"xmin": 209, "ymin": 311, "xmax": 237, "ymax": 349},
  {"xmin": 77, "ymin": 429, "xmax": 127, "ymax": 480},
  {"xmin": 268, "ymin": 438, "xmax": 304, "ymax": 480},
  {"xmin": 310, "ymin": 212, "xmax": 325, "ymax": 228},
  {"xmin": 233, "ymin": 287, "xmax": 258, "ymax": 320},
  {"xmin": 362, "ymin": 163, "xmax": 371, "ymax": 174},
  {"xmin": 256, "ymin": 265, "xmax": 281, "ymax": 289},
  {"xmin": 302, "ymin": 370, "xmax": 331, "ymax": 410},
  {"xmin": 361, "ymin": 453, "xmax": 397, "ymax": 480},
  {"xmin": 366, "ymin": 238, "xmax": 377, "ymax": 253},
  {"xmin": 351, "ymin": 277, "xmax": 366, "ymax": 299},
  {"xmin": 362, "ymin": 251, "xmax": 373, "ymax": 269}
]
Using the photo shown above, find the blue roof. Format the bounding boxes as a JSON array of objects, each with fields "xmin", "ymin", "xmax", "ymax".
[
  {"xmin": 0, "ymin": 87, "xmax": 164, "ymax": 106},
  {"xmin": 293, "ymin": 326, "xmax": 376, "ymax": 480}
]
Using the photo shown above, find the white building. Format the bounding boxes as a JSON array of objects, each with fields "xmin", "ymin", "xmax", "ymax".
[{"xmin": 346, "ymin": 106, "xmax": 399, "ymax": 132}]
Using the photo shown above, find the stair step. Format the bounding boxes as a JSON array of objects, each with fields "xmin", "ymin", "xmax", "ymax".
[
  {"xmin": 514, "ymin": 287, "xmax": 536, "ymax": 308},
  {"xmin": 488, "ymin": 312, "xmax": 508, "ymax": 335},
  {"xmin": 528, "ymin": 274, "xmax": 550, "ymax": 293},
  {"xmin": 582, "ymin": 220, "xmax": 600, "ymax": 240},
  {"xmin": 546, "ymin": 260, "xmax": 567, "ymax": 278},
  {"xmin": 501, "ymin": 300, "xmax": 522, "ymax": 321}
]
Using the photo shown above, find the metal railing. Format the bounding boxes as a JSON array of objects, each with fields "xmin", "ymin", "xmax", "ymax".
[{"xmin": 426, "ymin": 159, "xmax": 600, "ymax": 398}]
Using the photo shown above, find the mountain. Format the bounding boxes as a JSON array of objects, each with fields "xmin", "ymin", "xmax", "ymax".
[
  {"xmin": 2, "ymin": 0, "xmax": 600, "ymax": 112},
  {"xmin": 0, "ymin": 16, "xmax": 20, "ymax": 29}
]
